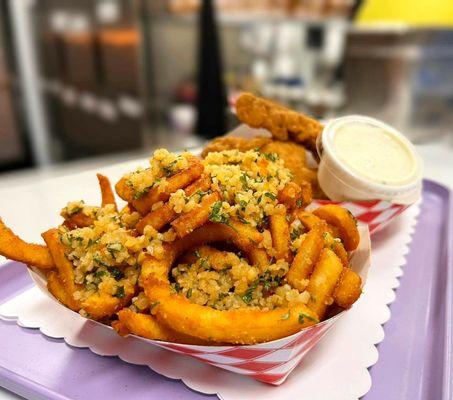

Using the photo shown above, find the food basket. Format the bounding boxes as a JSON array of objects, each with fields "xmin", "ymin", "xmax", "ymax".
[{"xmin": 28, "ymin": 225, "xmax": 370, "ymax": 385}]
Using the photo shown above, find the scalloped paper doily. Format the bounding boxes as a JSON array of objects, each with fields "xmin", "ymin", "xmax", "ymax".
[{"xmin": 0, "ymin": 202, "xmax": 420, "ymax": 400}]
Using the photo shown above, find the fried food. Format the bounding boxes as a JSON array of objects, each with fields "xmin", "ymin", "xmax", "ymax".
[
  {"xmin": 0, "ymin": 145, "xmax": 364, "ymax": 346},
  {"xmin": 279, "ymin": 182, "xmax": 312, "ymax": 211},
  {"xmin": 313, "ymin": 205, "xmax": 360, "ymax": 251},
  {"xmin": 42, "ymin": 229, "xmax": 80, "ymax": 301},
  {"xmin": 306, "ymin": 248, "xmax": 344, "ymax": 319},
  {"xmin": 287, "ymin": 223, "xmax": 326, "ymax": 291},
  {"xmin": 116, "ymin": 154, "xmax": 204, "ymax": 215},
  {"xmin": 269, "ymin": 212, "xmax": 291, "ymax": 261},
  {"xmin": 63, "ymin": 212, "xmax": 93, "ymax": 229},
  {"xmin": 180, "ymin": 245, "xmax": 241, "ymax": 271},
  {"xmin": 97, "ymin": 173, "xmax": 117, "ymax": 209},
  {"xmin": 47, "ymin": 271, "xmax": 79, "ymax": 311},
  {"xmin": 0, "ymin": 218, "xmax": 54, "ymax": 269},
  {"xmin": 117, "ymin": 309, "xmax": 208, "ymax": 345},
  {"xmin": 259, "ymin": 140, "xmax": 320, "ymax": 190},
  {"xmin": 148, "ymin": 280, "xmax": 318, "ymax": 345},
  {"xmin": 201, "ymin": 136, "xmax": 271, "ymax": 158},
  {"xmin": 136, "ymin": 174, "xmax": 211, "ymax": 234},
  {"xmin": 171, "ymin": 192, "xmax": 220, "ymax": 238},
  {"xmin": 333, "ymin": 268, "xmax": 362, "ymax": 309},
  {"xmin": 236, "ymin": 92, "xmax": 322, "ymax": 153},
  {"xmin": 140, "ymin": 223, "xmax": 319, "ymax": 344}
]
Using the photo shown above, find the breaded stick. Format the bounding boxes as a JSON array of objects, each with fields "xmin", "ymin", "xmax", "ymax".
[{"xmin": 235, "ymin": 93, "xmax": 323, "ymax": 154}]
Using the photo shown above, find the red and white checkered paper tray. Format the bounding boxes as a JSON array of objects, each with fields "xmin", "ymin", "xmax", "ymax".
[{"xmin": 28, "ymin": 224, "xmax": 371, "ymax": 386}]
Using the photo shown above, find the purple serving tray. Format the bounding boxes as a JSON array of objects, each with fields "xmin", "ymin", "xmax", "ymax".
[{"xmin": 0, "ymin": 180, "xmax": 451, "ymax": 400}]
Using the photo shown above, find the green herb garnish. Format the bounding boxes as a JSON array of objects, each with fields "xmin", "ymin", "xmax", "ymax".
[
  {"xmin": 263, "ymin": 152, "xmax": 278, "ymax": 161},
  {"xmin": 264, "ymin": 192, "xmax": 277, "ymax": 201},
  {"xmin": 298, "ymin": 313, "xmax": 318, "ymax": 324},
  {"xmin": 108, "ymin": 266, "xmax": 124, "ymax": 280},
  {"xmin": 115, "ymin": 286, "xmax": 125, "ymax": 298}
]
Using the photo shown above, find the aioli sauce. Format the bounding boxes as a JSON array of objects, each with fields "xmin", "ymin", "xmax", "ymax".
[{"xmin": 332, "ymin": 121, "xmax": 415, "ymax": 186}]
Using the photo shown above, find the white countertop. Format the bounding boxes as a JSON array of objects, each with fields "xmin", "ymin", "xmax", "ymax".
[{"xmin": 0, "ymin": 138, "xmax": 451, "ymax": 400}]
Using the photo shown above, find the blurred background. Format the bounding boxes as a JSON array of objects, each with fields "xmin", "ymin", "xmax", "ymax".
[{"xmin": 0, "ymin": 0, "xmax": 452, "ymax": 181}]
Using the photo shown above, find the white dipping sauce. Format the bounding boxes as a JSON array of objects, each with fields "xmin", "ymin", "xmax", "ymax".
[{"xmin": 332, "ymin": 121, "xmax": 415, "ymax": 186}]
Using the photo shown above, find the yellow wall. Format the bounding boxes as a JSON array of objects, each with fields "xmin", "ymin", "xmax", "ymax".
[{"xmin": 356, "ymin": 0, "xmax": 453, "ymax": 27}]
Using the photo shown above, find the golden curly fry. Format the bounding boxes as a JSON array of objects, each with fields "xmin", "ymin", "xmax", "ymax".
[
  {"xmin": 117, "ymin": 309, "xmax": 209, "ymax": 345},
  {"xmin": 324, "ymin": 232, "xmax": 349, "ymax": 268},
  {"xmin": 147, "ymin": 280, "xmax": 319, "ymax": 345},
  {"xmin": 81, "ymin": 290, "xmax": 135, "ymax": 320},
  {"xmin": 139, "ymin": 222, "xmax": 318, "ymax": 344},
  {"xmin": 136, "ymin": 174, "xmax": 212, "ymax": 234},
  {"xmin": 201, "ymin": 136, "xmax": 271, "ymax": 158},
  {"xmin": 236, "ymin": 92, "xmax": 322, "ymax": 153},
  {"xmin": 42, "ymin": 228, "xmax": 80, "ymax": 301},
  {"xmin": 313, "ymin": 205, "xmax": 360, "ymax": 251},
  {"xmin": 42, "ymin": 228, "xmax": 134, "ymax": 320},
  {"xmin": 295, "ymin": 210, "xmax": 339, "ymax": 237},
  {"xmin": 269, "ymin": 211, "xmax": 291, "ymax": 261},
  {"xmin": 97, "ymin": 174, "xmax": 117, "ymax": 209},
  {"xmin": 0, "ymin": 218, "xmax": 54, "ymax": 269},
  {"xmin": 180, "ymin": 245, "xmax": 241, "ymax": 271},
  {"xmin": 171, "ymin": 192, "xmax": 220, "ymax": 238},
  {"xmin": 333, "ymin": 268, "xmax": 362, "ymax": 309},
  {"xmin": 63, "ymin": 212, "xmax": 93, "ymax": 229},
  {"xmin": 306, "ymin": 248, "xmax": 344, "ymax": 319},
  {"xmin": 278, "ymin": 182, "xmax": 312, "ymax": 211},
  {"xmin": 47, "ymin": 271, "xmax": 79, "ymax": 311},
  {"xmin": 287, "ymin": 223, "xmax": 326, "ymax": 291},
  {"xmin": 116, "ymin": 155, "xmax": 204, "ymax": 215}
]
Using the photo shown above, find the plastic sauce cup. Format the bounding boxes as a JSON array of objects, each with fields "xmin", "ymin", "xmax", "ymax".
[{"xmin": 317, "ymin": 115, "xmax": 423, "ymax": 204}]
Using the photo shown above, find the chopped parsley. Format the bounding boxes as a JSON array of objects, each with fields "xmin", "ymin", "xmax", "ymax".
[
  {"xmin": 296, "ymin": 199, "xmax": 303, "ymax": 208},
  {"xmin": 240, "ymin": 173, "xmax": 248, "ymax": 190},
  {"xmin": 93, "ymin": 254, "xmax": 110, "ymax": 268},
  {"xmin": 108, "ymin": 266, "xmax": 124, "ymax": 280},
  {"xmin": 290, "ymin": 228, "xmax": 302, "ymax": 241},
  {"xmin": 264, "ymin": 192, "xmax": 277, "ymax": 201},
  {"xmin": 133, "ymin": 185, "xmax": 153, "ymax": 200},
  {"xmin": 209, "ymin": 201, "xmax": 233, "ymax": 228},
  {"xmin": 174, "ymin": 282, "xmax": 182, "ymax": 293},
  {"xmin": 87, "ymin": 238, "xmax": 99, "ymax": 248},
  {"xmin": 115, "ymin": 286, "xmax": 125, "ymax": 298},
  {"xmin": 95, "ymin": 270, "xmax": 108, "ymax": 278},
  {"xmin": 186, "ymin": 288, "xmax": 192, "ymax": 299},
  {"xmin": 298, "ymin": 313, "xmax": 318, "ymax": 325},
  {"xmin": 107, "ymin": 242, "xmax": 123, "ymax": 256},
  {"xmin": 263, "ymin": 152, "xmax": 278, "ymax": 161}
]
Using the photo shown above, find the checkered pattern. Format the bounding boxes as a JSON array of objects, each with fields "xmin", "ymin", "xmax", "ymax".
[
  {"xmin": 152, "ymin": 317, "xmax": 337, "ymax": 385},
  {"xmin": 140, "ymin": 199, "xmax": 408, "ymax": 385},
  {"xmin": 311, "ymin": 200, "xmax": 408, "ymax": 234}
]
